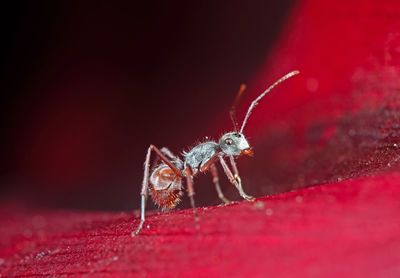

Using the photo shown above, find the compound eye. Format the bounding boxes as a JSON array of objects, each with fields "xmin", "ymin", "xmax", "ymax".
[{"xmin": 225, "ymin": 138, "xmax": 233, "ymax": 145}]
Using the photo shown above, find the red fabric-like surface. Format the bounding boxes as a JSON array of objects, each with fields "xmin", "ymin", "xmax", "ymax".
[{"xmin": 1, "ymin": 173, "xmax": 400, "ymax": 277}]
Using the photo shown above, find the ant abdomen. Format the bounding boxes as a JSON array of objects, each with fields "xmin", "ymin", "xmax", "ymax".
[{"xmin": 149, "ymin": 164, "xmax": 183, "ymax": 209}]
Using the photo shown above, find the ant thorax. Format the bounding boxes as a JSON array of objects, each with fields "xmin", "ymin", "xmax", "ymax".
[
  {"xmin": 183, "ymin": 141, "xmax": 220, "ymax": 175},
  {"xmin": 183, "ymin": 132, "xmax": 252, "ymax": 175}
]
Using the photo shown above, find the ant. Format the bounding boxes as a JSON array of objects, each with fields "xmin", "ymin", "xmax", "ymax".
[{"xmin": 132, "ymin": 70, "xmax": 299, "ymax": 236}]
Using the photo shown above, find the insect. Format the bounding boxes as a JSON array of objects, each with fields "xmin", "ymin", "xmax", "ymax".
[{"xmin": 132, "ymin": 70, "xmax": 299, "ymax": 236}]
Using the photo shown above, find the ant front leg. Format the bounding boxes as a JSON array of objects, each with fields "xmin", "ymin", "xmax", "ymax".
[
  {"xmin": 229, "ymin": 156, "xmax": 254, "ymax": 201},
  {"xmin": 132, "ymin": 145, "xmax": 183, "ymax": 236},
  {"xmin": 218, "ymin": 155, "xmax": 254, "ymax": 201},
  {"xmin": 210, "ymin": 164, "xmax": 231, "ymax": 204}
]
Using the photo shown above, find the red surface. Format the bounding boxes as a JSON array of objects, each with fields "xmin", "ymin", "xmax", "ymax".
[
  {"xmin": 1, "ymin": 173, "xmax": 400, "ymax": 277},
  {"xmin": 2, "ymin": 0, "xmax": 400, "ymax": 276}
]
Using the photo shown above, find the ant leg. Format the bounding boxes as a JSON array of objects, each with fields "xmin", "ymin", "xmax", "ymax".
[
  {"xmin": 218, "ymin": 156, "xmax": 254, "ymax": 201},
  {"xmin": 132, "ymin": 145, "xmax": 183, "ymax": 236},
  {"xmin": 160, "ymin": 147, "xmax": 178, "ymax": 160},
  {"xmin": 229, "ymin": 156, "xmax": 254, "ymax": 201},
  {"xmin": 153, "ymin": 147, "xmax": 181, "ymax": 168},
  {"xmin": 132, "ymin": 146, "xmax": 152, "ymax": 236},
  {"xmin": 229, "ymin": 156, "xmax": 254, "ymax": 200},
  {"xmin": 132, "ymin": 194, "xmax": 148, "ymax": 236},
  {"xmin": 150, "ymin": 145, "xmax": 183, "ymax": 177},
  {"xmin": 185, "ymin": 167, "xmax": 199, "ymax": 220},
  {"xmin": 210, "ymin": 164, "xmax": 231, "ymax": 204}
]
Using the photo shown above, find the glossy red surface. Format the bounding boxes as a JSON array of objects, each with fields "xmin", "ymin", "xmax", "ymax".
[{"xmin": 1, "ymin": 172, "xmax": 400, "ymax": 277}]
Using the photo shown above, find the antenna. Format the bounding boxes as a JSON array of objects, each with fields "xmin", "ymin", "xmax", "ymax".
[
  {"xmin": 240, "ymin": 70, "xmax": 300, "ymax": 133},
  {"xmin": 230, "ymin": 83, "xmax": 247, "ymax": 134}
]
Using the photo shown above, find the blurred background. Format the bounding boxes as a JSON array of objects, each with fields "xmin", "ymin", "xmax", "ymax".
[{"xmin": 0, "ymin": 1, "xmax": 295, "ymax": 210}]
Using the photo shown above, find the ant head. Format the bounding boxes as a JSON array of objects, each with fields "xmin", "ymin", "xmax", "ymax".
[
  {"xmin": 219, "ymin": 132, "xmax": 253, "ymax": 157},
  {"xmin": 222, "ymin": 71, "xmax": 299, "ymax": 156}
]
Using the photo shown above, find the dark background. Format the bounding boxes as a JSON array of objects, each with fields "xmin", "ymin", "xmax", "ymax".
[{"xmin": 0, "ymin": 1, "xmax": 294, "ymax": 210}]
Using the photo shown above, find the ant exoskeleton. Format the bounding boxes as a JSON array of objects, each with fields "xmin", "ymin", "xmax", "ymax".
[{"xmin": 132, "ymin": 70, "xmax": 299, "ymax": 236}]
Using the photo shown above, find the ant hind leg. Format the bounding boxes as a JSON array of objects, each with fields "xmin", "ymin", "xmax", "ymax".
[
  {"xmin": 160, "ymin": 147, "xmax": 178, "ymax": 160},
  {"xmin": 132, "ymin": 194, "xmax": 147, "ymax": 236},
  {"xmin": 132, "ymin": 145, "xmax": 183, "ymax": 236},
  {"xmin": 132, "ymin": 146, "xmax": 152, "ymax": 236}
]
